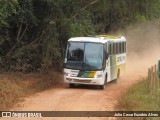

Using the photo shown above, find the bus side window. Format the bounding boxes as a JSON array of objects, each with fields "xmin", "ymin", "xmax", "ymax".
[
  {"xmin": 109, "ymin": 43, "xmax": 112, "ymax": 55},
  {"xmin": 124, "ymin": 42, "xmax": 126, "ymax": 52},
  {"xmin": 116, "ymin": 43, "xmax": 118, "ymax": 54},
  {"xmin": 112, "ymin": 43, "xmax": 114, "ymax": 54},
  {"xmin": 108, "ymin": 44, "xmax": 110, "ymax": 55},
  {"xmin": 119, "ymin": 42, "xmax": 121, "ymax": 54},
  {"xmin": 121, "ymin": 42, "xmax": 123, "ymax": 53},
  {"xmin": 122, "ymin": 42, "xmax": 124, "ymax": 53},
  {"xmin": 113, "ymin": 43, "xmax": 115, "ymax": 54},
  {"xmin": 104, "ymin": 43, "xmax": 108, "ymax": 59},
  {"xmin": 117, "ymin": 42, "xmax": 119, "ymax": 54}
]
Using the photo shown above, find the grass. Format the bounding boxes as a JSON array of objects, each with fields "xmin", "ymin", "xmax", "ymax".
[
  {"xmin": 0, "ymin": 71, "xmax": 63, "ymax": 110},
  {"xmin": 117, "ymin": 79, "xmax": 160, "ymax": 120}
]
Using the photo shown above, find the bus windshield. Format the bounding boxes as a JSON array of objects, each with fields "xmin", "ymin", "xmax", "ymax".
[{"xmin": 65, "ymin": 42, "xmax": 104, "ymax": 70}]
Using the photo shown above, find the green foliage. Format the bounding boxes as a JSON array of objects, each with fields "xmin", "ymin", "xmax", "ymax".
[
  {"xmin": 0, "ymin": 0, "xmax": 18, "ymax": 27},
  {"xmin": 135, "ymin": 14, "xmax": 146, "ymax": 22},
  {"xmin": 117, "ymin": 79, "xmax": 160, "ymax": 120},
  {"xmin": 0, "ymin": 0, "xmax": 160, "ymax": 72}
]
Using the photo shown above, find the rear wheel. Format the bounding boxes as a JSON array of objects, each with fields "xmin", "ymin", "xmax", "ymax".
[
  {"xmin": 69, "ymin": 83, "xmax": 75, "ymax": 88},
  {"xmin": 115, "ymin": 70, "xmax": 120, "ymax": 83}
]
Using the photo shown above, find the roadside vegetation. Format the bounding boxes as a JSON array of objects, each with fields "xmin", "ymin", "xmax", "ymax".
[
  {"xmin": 1, "ymin": 0, "xmax": 160, "ymax": 110},
  {"xmin": 1, "ymin": 0, "xmax": 160, "ymax": 72},
  {"xmin": 0, "ymin": 71, "xmax": 63, "ymax": 110},
  {"xmin": 117, "ymin": 79, "xmax": 160, "ymax": 120}
]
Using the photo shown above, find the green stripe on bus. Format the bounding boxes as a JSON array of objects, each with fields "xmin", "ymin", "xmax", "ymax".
[{"xmin": 77, "ymin": 71, "xmax": 96, "ymax": 78}]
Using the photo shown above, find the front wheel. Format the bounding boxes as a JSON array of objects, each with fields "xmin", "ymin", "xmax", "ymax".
[
  {"xmin": 99, "ymin": 85, "xmax": 105, "ymax": 90},
  {"xmin": 104, "ymin": 74, "xmax": 108, "ymax": 84},
  {"xmin": 69, "ymin": 83, "xmax": 75, "ymax": 88}
]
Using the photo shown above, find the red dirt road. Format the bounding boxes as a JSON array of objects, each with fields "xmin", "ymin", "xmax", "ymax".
[
  {"xmin": 1, "ymin": 58, "xmax": 147, "ymax": 120},
  {"xmin": 0, "ymin": 78, "xmax": 140, "ymax": 120},
  {"xmin": 2, "ymin": 48, "xmax": 159, "ymax": 120},
  {"xmin": 15, "ymin": 76, "xmax": 139, "ymax": 112}
]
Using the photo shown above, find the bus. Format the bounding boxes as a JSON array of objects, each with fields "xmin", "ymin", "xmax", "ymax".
[{"xmin": 64, "ymin": 35, "xmax": 126, "ymax": 89}]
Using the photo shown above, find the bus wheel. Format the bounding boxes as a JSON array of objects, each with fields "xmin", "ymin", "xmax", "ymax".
[
  {"xmin": 105, "ymin": 74, "xmax": 108, "ymax": 84},
  {"xmin": 99, "ymin": 85, "xmax": 105, "ymax": 90},
  {"xmin": 115, "ymin": 70, "xmax": 120, "ymax": 83},
  {"xmin": 69, "ymin": 83, "xmax": 75, "ymax": 88}
]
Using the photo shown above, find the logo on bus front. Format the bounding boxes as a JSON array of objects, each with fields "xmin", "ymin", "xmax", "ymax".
[{"xmin": 77, "ymin": 71, "xmax": 96, "ymax": 78}]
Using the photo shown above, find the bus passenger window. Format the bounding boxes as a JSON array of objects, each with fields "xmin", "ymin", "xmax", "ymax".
[
  {"xmin": 119, "ymin": 43, "xmax": 121, "ymax": 54},
  {"xmin": 124, "ymin": 42, "xmax": 126, "ymax": 52},
  {"xmin": 109, "ymin": 44, "xmax": 112, "ymax": 55},
  {"xmin": 121, "ymin": 42, "xmax": 123, "ymax": 53},
  {"xmin": 122, "ymin": 42, "xmax": 124, "ymax": 53},
  {"xmin": 116, "ymin": 43, "xmax": 118, "ymax": 54},
  {"xmin": 113, "ymin": 43, "xmax": 115, "ymax": 54}
]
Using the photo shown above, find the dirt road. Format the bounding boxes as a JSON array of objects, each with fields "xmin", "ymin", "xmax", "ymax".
[
  {"xmin": 1, "ymin": 78, "xmax": 140, "ymax": 120},
  {"xmin": 2, "ymin": 50, "xmax": 159, "ymax": 120},
  {"xmin": 15, "ymin": 75, "xmax": 139, "ymax": 112},
  {"xmin": 1, "ymin": 55, "xmax": 159, "ymax": 120},
  {"xmin": 0, "ymin": 58, "xmax": 147, "ymax": 120}
]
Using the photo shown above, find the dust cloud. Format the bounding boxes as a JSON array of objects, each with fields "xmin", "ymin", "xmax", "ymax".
[{"xmin": 120, "ymin": 20, "xmax": 160, "ymax": 77}]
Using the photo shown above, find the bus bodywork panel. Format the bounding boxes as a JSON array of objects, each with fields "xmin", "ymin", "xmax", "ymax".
[{"xmin": 109, "ymin": 53, "xmax": 126, "ymax": 81}]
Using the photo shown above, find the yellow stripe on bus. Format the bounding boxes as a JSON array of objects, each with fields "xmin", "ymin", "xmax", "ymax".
[{"xmin": 88, "ymin": 71, "xmax": 96, "ymax": 78}]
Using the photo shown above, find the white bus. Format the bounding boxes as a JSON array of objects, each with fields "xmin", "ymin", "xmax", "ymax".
[{"xmin": 64, "ymin": 35, "xmax": 126, "ymax": 89}]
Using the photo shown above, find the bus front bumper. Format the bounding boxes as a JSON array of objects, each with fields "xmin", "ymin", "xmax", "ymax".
[{"xmin": 64, "ymin": 76, "xmax": 103, "ymax": 85}]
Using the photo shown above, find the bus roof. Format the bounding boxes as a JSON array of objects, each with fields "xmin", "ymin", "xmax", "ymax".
[{"xmin": 68, "ymin": 35, "xmax": 126, "ymax": 43}]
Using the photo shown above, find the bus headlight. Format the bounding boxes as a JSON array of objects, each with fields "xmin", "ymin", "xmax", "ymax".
[{"xmin": 95, "ymin": 74, "xmax": 102, "ymax": 78}]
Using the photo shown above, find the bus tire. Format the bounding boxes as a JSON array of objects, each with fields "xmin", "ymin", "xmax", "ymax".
[
  {"xmin": 69, "ymin": 83, "xmax": 75, "ymax": 88},
  {"xmin": 115, "ymin": 69, "xmax": 120, "ymax": 83},
  {"xmin": 105, "ymin": 74, "xmax": 108, "ymax": 84},
  {"xmin": 99, "ymin": 85, "xmax": 105, "ymax": 90}
]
